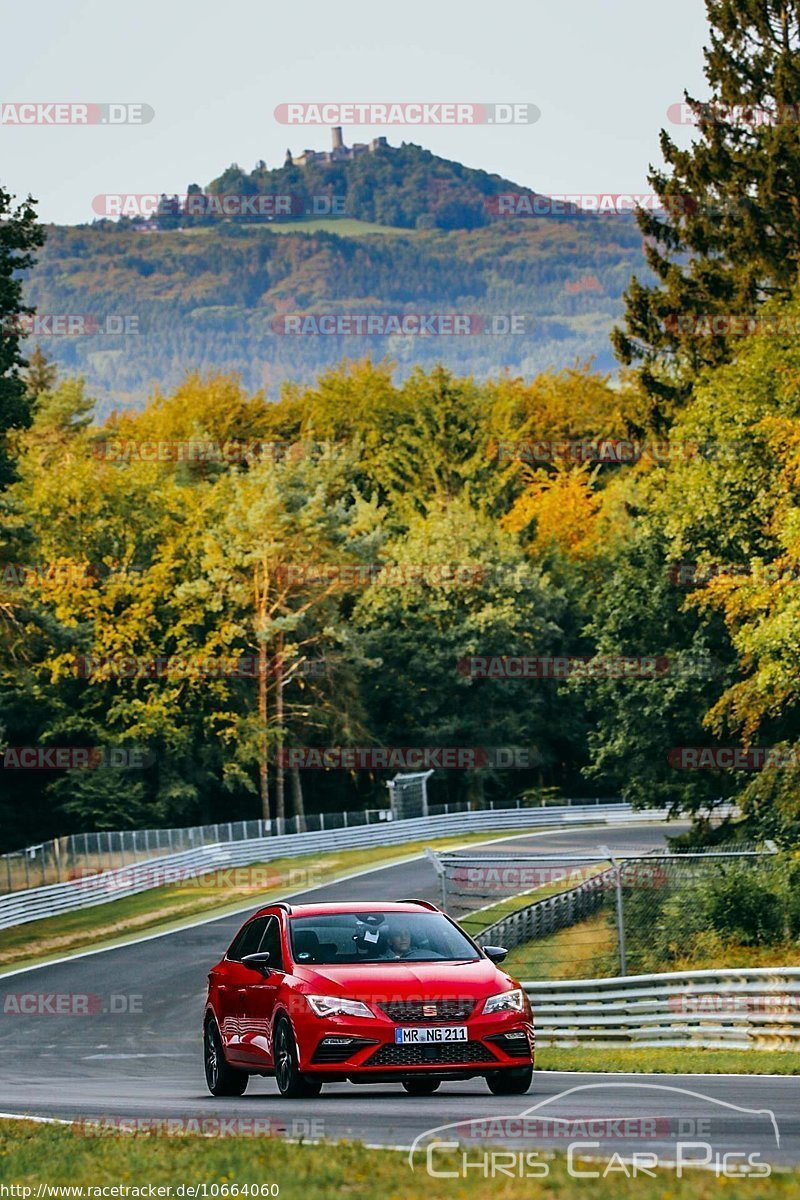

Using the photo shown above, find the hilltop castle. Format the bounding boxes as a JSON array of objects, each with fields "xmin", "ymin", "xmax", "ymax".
[{"xmin": 285, "ymin": 127, "xmax": 388, "ymax": 168}]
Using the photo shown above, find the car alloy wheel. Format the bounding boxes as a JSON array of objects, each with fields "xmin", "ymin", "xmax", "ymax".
[
  {"xmin": 204, "ymin": 1019, "xmax": 248, "ymax": 1097},
  {"xmin": 274, "ymin": 1017, "xmax": 322, "ymax": 1099}
]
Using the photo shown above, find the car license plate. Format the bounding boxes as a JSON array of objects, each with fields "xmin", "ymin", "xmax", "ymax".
[{"xmin": 395, "ymin": 1025, "xmax": 468, "ymax": 1044}]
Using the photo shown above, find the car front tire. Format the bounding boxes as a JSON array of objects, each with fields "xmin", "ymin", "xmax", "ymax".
[
  {"xmin": 485, "ymin": 1065, "xmax": 533, "ymax": 1095},
  {"xmin": 204, "ymin": 1018, "xmax": 248, "ymax": 1097},
  {"xmin": 274, "ymin": 1017, "xmax": 322, "ymax": 1099},
  {"xmin": 402, "ymin": 1078, "xmax": 441, "ymax": 1095}
]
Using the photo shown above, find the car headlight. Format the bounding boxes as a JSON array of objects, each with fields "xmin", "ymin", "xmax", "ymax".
[
  {"xmin": 482, "ymin": 988, "xmax": 526, "ymax": 1015},
  {"xmin": 306, "ymin": 994, "xmax": 375, "ymax": 1019}
]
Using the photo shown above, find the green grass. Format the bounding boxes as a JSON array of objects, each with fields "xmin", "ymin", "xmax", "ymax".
[
  {"xmin": 260, "ymin": 217, "xmax": 409, "ymax": 237},
  {"xmin": 498, "ymin": 909, "xmax": 800, "ymax": 982},
  {"xmin": 0, "ymin": 1121, "xmax": 796, "ymax": 1197},
  {"xmin": 537, "ymin": 1046, "xmax": 800, "ymax": 1074},
  {"xmin": 168, "ymin": 219, "xmax": 409, "ymax": 239},
  {"xmin": 0, "ymin": 827, "xmax": 551, "ymax": 975},
  {"xmin": 494, "ymin": 911, "xmax": 618, "ymax": 982}
]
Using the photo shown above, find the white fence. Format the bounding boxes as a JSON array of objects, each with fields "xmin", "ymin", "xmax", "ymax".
[
  {"xmin": 0, "ymin": 802, "xmax": 658, "ymax": 930},
  {"xmin": 522, "ymin": 967, "xmax": 800, "ymax": 1049},
  {"xmin": 0, "ymin": 797, "xmax": 618, "ymax": 892}
]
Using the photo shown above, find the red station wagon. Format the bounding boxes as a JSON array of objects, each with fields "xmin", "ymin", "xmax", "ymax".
[{"xmin": 203, "ymin": 899, "xmax": 534, "ymax": 1098}]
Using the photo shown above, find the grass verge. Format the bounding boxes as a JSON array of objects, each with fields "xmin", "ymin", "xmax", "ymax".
[
  {"xmin": 536, "ymin": 1046, "xmax": 800, "ymax": 1074},
  {"xmin": 497, "ymin": 911, "xmax": 617, "ymax": 981},
  {"xmin": 0, "ymin": 1121, "xmax": 796, "ymax": 1198},
  {"xmin": 0, "ymin": 827, "xmax": 550, "ymax": 975}
]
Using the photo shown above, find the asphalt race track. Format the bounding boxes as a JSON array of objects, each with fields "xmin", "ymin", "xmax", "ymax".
[{"xmin": 0, "ymin": 822, "xmax": 797, "ymax": 1169}]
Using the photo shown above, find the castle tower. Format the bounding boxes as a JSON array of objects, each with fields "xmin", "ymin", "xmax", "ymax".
[{"xmin": 332, "ymin": 126, "xmax": 344, "ymax": 151}]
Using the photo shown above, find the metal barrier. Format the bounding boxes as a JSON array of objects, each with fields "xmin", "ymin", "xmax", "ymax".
[
  {"xmin": 475, "ymin": 868, "xmax": 616, "ymax": 948},
  {"xmin": 522, "ymin": 967, "xmax": 800, "ymax": 1049},
  {"xmin": 0, "ymin": 796, "xmax": 618, "ymax": 893},
  {"xmin": 0, "ymin": 802, "xmax": 659, "ymax": 930}
]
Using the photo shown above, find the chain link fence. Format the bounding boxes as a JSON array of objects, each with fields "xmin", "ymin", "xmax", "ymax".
[
  {"xmin": 433, "ymin": 846, "xmax": 786, "ymax": 979},
  {"xmin": 386, "ymin": 771, "xmax": 433, "ymax": 819}
]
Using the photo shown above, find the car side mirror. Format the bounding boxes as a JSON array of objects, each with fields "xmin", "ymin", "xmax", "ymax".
[
  {"xmin": 483, "ymin": 945, "xmax": 508, "ymax": 964},
  {"xmin": 241, "ymin": 951, "xmax": 272, "ymax": 975}
]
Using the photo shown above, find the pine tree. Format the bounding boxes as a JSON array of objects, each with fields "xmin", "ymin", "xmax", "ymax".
[
  {"xmin": 613, "ymin": 1, "xmax": 800, "ymax": 429},
  {"xmin": 0, "ymin": 186, "xmax": 45, "ymax": 488},
  {"xmin": 24, "ymin": 346, "xmax": 57, "ymax": 399}
]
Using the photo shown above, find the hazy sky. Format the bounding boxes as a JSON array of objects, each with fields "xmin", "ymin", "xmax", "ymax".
[{"xmin": 1, "ymin": 0, "xmax": 710, "ymax": 226}]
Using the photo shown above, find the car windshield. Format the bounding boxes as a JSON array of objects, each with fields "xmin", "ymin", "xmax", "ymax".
[{"xmin": 289, "ymin": 911, "xmax": 480, "ymax": 965}]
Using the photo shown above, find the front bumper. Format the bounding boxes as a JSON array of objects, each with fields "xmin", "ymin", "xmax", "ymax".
[{"xmin": 296, "ymin": 1008, "xmax": 535, "ymax": 1076}]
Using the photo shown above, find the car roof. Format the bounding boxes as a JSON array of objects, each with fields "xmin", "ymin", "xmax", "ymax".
[{"xmin": 251, "ymin": 901, "xmax": 439, "ymax": 919}]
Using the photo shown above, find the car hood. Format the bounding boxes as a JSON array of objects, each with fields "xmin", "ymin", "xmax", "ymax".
[{"xmin": 294, "ymin": 957, "xmax": 511, "ymax": 998}]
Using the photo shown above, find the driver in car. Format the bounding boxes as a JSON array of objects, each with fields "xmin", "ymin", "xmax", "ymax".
[{"xmin": 387, "ymin": 924, "xmax": 413, "ymax": 958}]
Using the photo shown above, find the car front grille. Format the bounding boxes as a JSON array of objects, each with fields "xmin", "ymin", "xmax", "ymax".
[
  {"xmin": 378, "ymin": 999, "xmax": 475, "ymax": 1022},
  {"xmin": 366, "ymin": 1041, "xmax": 498, "ymax": 1067}
]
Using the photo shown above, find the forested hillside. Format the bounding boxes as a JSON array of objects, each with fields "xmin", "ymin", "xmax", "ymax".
[{"xmin": 23, "ymin": 141, "xmax": 647, "ymax": 412}]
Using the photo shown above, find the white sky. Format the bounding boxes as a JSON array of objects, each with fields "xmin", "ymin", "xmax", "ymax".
[{"xmin": 0, "ymin": 0, "xmax": 709, "ymax": 225}]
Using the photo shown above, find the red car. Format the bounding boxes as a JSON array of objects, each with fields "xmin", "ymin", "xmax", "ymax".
[{"xmin": 203, "ymin": 899, "xmax": 534, "ymax": 1098}]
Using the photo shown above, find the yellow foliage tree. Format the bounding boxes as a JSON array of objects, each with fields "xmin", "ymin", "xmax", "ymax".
[{"xmin": 503, "ymin": 461, "xmax": 603, "ymax": 559}]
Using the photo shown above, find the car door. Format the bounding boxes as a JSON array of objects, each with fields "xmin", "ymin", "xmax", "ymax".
[
  {"xmin": 219, "ymin": 917, "xmax": 269, "ymax": 1061},
  {"xmin": 237, "ymin": 915, "xmax": 285, "ymax": 1066}
]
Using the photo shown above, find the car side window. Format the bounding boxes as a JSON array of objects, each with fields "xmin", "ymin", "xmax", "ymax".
[
  {"xmin": 258, "ymin": 915, "xmax": 284, "ymax": 971},
  {"xmin": 227, "ymin": 917, "xmax": 268, "ymax": 962}
]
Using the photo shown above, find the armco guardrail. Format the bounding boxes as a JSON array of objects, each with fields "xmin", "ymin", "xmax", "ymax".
[
  {"xmin": 523, "ymin": 967, "xmax": 800, "ymax": 1049},
  {"xmin": 475, "ymin": 867, "xmax": 616, "ymax": 950},
  {"xmin": 0, "ymin": 797, "xmax": 619, "ymax": 892},
  {"xmin": 0, "ymin": 802, "xmax": 659, "ymax": 930}
]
